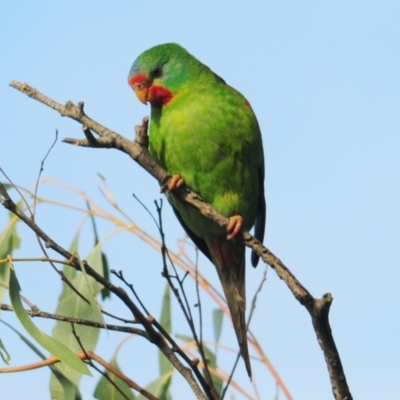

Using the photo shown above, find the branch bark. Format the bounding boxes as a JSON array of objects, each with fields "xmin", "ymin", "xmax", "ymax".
[
  {"xmin": 7, "ymin": 80, "xmax": 353, "ymax": 400},
  {"xmin": 0, "ymin": 303, "xmax": 148, "ymax": 336}
]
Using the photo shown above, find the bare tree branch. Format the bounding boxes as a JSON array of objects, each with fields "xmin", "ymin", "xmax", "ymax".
[
  {"xmin": 0, "ymin": 303, "xmax": 148, "ymax": 336},
  {"xmin": 7, "ymin": 80, "xmax": 353, "ymax": 400}
]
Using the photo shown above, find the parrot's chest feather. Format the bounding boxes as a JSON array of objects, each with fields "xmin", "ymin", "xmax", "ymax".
[{"xmin": 148, "ymin": 87, "xmax": 262, "ymax": 232}]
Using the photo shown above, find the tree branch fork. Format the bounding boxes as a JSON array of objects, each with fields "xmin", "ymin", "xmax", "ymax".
[{"xmin": 3, "ymin": 80, "xmax": 352, "ymax": 400}]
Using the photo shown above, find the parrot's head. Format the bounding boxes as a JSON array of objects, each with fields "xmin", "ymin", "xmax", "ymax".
[{"xmin": 128, "ymin": 43, "xmax": 208, "ymax": 107}]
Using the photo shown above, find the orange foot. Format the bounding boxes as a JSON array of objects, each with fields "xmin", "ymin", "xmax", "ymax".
[
  {"xmin": 161, "ymin": 174, "xmax": 185, "ymax": 193},
  {"xmin": 227, "ymin": 215, "xmax": 243, "ymax": 240}
]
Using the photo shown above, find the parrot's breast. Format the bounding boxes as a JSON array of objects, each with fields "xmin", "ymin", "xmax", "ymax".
[{"xmin": 149, "ymin": 83, "xmax": 263, "ymax": 236}]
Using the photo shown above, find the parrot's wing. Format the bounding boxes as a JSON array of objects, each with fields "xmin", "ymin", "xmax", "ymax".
[
  {"xmin": 172, "ymin": 207, "xmax": 213, "ymax": 262},
  {"xmin": 251, "ymin": 167, "xmax": 266, "ymax": 267}
]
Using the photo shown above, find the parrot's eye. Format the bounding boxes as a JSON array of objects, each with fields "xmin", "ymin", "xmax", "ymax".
[{"xmin": 152, "ymin": 66, "xmax": 163, "ymax": 78}]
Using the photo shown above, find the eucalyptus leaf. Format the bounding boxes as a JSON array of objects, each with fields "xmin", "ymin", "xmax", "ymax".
[
  {"xmin": 159, "ymin": 283, "xmax": 173, "ymax": 381},
  {"xmin": 0, "ymin": 319, "xmax": 82, "ymax": 399},
  {"xmin": 94, "ymin": 356, "xmax": 136, "ymax": 400},
  {"xmin": 136, "ymin": 373, "xmax": 172, "ymax": 400},
  {"xmin": 0, "ymin": 211, "xmax": 20, "ymax": 307},
  {"xmin": 0, "ymin": 337, "xmax": 11, "ymax": 364},
  {"xmin": 8, "ymin": 266, "xmax": 90, "ymax": 375},
  {"xmin": 50, "ymin": 236, "xmax": 106, "ymax": 396},
  {"xmin": 212, "ymin": 308, "xmax": 224, "ymax": 346},
  {"xmin": 87, "ymin": 202, "xmax": 110, "ymax": 300}
]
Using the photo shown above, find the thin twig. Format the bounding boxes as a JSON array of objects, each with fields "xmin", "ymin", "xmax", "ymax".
[
  {"xmin": 33, "ymin": 129, "xmax": 58, "ymax": 217},
  {"xmin": 111, "ymin": 269, "xmax": 151, "ymax": 316},
  {"xmin": 0, "ymin": 167, "xmax": 33, "ymax": 216},
  {"xmin": 194, "ymin": 248, "xmax": 204, "ymax": 365},
  {"xmin": 154, "ymin": 200, "xmax": 218, "ymax": 399},
  {"xmin": 220, "ymin": 354, "xmax": 241, "ymax": 400},
  {"xmin": 0, "ymin": 303, "xmax": 147, "ymax": 336},
  {"xmin": 247, "ymin": 264, "xmax": 268, "ymax": 327}
]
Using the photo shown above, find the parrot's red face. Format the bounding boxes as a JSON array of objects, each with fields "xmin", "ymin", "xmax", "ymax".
[{"xmin": 128, "ymin": 71, "xmax": 173, "ymax": 107}]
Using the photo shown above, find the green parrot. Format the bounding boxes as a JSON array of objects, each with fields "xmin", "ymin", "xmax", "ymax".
[{"xmin": 128, "ymin": 43, "xmax": 265, "ymax": 377}]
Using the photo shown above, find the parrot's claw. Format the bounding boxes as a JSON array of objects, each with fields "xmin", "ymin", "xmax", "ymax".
[
  {"xmin": 161, "ymin": 174, "xmax": 185, "ymax": 193},
  {"xmin": 227, "ymin": 215, "xmax": 243, "ymax": 240}
]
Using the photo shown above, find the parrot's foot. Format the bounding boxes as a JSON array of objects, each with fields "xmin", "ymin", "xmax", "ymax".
[
  {"xmin": 227, "ymin": 215, "xmax": 243, "ymax": 240},
  {"xmin": 161, "ymin": 174, "xmax": 185, "ymax": 193}
]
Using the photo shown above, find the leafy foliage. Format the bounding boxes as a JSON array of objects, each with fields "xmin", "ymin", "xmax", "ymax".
[
  {"xmin": 0, "ymin": 180, "xmax": 283, "ymax": 399},
  {"xmin": 9, "ymin": 266, "xmax": 90, "ymax": 376}
]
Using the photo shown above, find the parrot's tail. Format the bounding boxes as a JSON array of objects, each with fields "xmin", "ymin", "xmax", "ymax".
[{"xmin": 207, "ymin": 238, "xmax": 251, "ymax": 377}]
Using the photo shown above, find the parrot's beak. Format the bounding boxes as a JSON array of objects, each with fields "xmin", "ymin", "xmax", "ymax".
[
  {"xmin": 129, "ymin": 73, "xmax": 150, "ymax": 104},
  {"xmin": 129, "ymin": 72, "xmax": 172, "ymax": 106},
  {"xmin": 133, "ymin": 82, "xmax": 149, "ymax": 104}
]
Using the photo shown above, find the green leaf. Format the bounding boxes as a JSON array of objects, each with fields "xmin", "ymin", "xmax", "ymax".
[
  {"xmin": 87, "ymin": 201, "xmax": 110, "ymax": 300},
  {"xmin": 96, "ymin": 173, "xmax": 106, "ymax": 182},
  {"xmin": 50, "ymin": 368, "xmax": 83, "ymax": 400},
  {"xmin": 0, "ymin": 183, "xmax": 13, "ymax": 191},
  {"xmin": 158, "ymin": 283, "xmax": 173, "ymax": 380},
  {"xmin": 1, "ymin": 318, "xmax": 47, "ymax": 359},
  {"xmin": 159, "ymin": 283, "xmax": 171, "ymax": 334},
  {"xmin": 136, "ymin": 373, "xmax": 172, "ymax": 400},
  {"xmin": 63, "ymin": 230, "xmax": 81, "ymax": 284},
  {"xmin": 77, "ymin": 254, "xmax": 106, "ymax": 329},
  {"xmin": 175, "ymin": 333, "xmax": 194, "ymax": 345},
  {"xmin": 99, "ymin": 252, "xmax": 110, "ymax": 300},
  {"xmin": 8, "ymin": 266, "xmax": 90, "ymax": 375},
  {"xmin": 94, "ymin": 356, "xmax": 136, "ymax": 400},
  {"xmin": 0, "ymin": 337, "xmax": 11, "ymax": 364},
  {"xmin": 201, "ymin": 343, "xmax": 223, "ymax": 395},
  {"xmin": 0, "ymin": 211, "xmax": 20, "ymax": 307},
  {"xmin": 212, "ymin": 308, "xmax": 224, "ymax": 346},
  {"xmin": 50, "ymin": 238, "xmax": 107, "ymax": 397},
  {"xmin": 274, "ymin": 382, "xmax": 280, "ymax": 400},
  {"xmin": 0, "ymin": 319, "xmax": 82, "ymax": 399}
]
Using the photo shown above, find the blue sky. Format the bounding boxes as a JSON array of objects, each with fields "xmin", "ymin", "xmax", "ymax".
[{"xmin": 1, "ymin": 2, "xmax": 399, "ymax": 399}]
